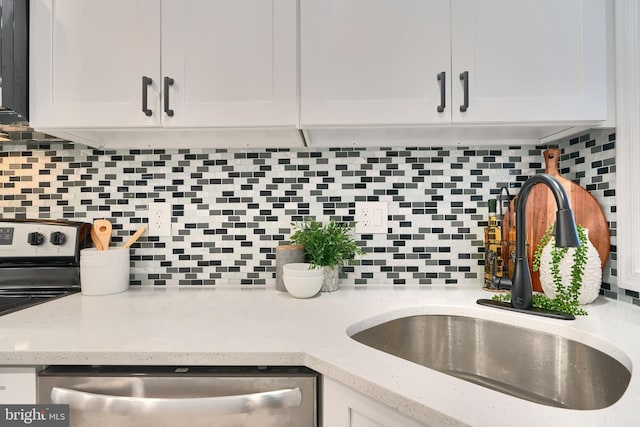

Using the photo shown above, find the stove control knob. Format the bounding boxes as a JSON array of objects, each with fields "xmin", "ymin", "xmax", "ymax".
[
  {"xmin": 50, "ymin": 231, "xmax": 66, "ymax": 246},
  {"xmin": 27, "ymin": 232, "xmax": 45, "ymax": 246}
]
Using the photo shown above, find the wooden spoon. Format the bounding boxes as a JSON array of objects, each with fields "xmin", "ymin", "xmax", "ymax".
[
  {"xmin": 93, "ymin": 219, "xmax": 112, "ymax": 250},
  {"xmin": 90, "ymin": 226, "xmax": 103, "ymax": 250},
  {"xmin": 123, "ymin": 226, "xmax": 146, "ymax": 249}
]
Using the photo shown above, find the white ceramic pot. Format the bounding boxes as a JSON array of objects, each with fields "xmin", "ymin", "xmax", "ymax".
[
  {"xmin": 539, "ymin": 229, "xmax": 602, "ymax": 305},
  {"xmin": 80, "ymin": 247, "xmax": 130, "ymax": 296}
]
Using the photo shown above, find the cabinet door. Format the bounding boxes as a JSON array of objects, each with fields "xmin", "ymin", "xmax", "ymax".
[
  {"xmin": 0, "ymin": 367, "xmax": 36, "ymax": 404},
  {"xmin": 161, "ymin": 0, "xmax": 298, "ymax": 127},
  {"xmin": 451, "ymin": 0, "xmax": 606, "ymax": 123},
  {"xmin": 323, "ymin": 377, "xmax": 427, "ymax": 427},
  {"xmin": 30, "ymin": 0, "xmax": 161, "ymax": 128},
  {"xmin": 616, "ymin": 0, "xmax": 640, "ymax": 292},
  {"xmin": 300, "ymin": 0, "xmax": 451, "ymax": 126}
]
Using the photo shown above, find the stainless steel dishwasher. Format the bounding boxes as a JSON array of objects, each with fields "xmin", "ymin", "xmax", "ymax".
[{"xmin": 37, "ymin": 366, "xmax": 317, "ymax": 427}]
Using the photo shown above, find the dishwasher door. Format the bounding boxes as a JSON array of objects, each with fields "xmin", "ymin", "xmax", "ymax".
[{"xmin": 37, "ymin": 366, "xmax": 317, "ymax": 427}]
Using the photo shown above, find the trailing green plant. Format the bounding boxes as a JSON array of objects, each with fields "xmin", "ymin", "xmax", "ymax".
[
  {"xmin": 493, "ymin": 223, "xmax": 589, "ymax": 316},
  {"xmin": 290, "ymin": 217, "xmax": 365, "ymax": 269}
]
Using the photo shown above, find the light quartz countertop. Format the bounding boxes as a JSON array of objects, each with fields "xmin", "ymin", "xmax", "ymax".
[{"xmin": 0, "ymin": 285, "xmax": 639, "ymax": 426}]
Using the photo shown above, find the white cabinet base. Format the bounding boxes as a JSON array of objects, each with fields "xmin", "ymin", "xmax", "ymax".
[
  {"xmin": 322, "ymin": 377, "xmax": 427, "ymax": 427},
  {"xmin": 0, "ymin": 367, "xmax": 37, "ymax": 404}
]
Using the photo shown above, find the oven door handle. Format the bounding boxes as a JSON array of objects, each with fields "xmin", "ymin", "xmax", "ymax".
[{"xmin": 50, "ymin": 386, "xmax": 302, "ymax": 416}]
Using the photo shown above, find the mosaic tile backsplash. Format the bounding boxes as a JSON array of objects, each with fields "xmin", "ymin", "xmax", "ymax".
[{"xmin": 1, "ymin": 128, "xmax": 633, "ymax": 305}]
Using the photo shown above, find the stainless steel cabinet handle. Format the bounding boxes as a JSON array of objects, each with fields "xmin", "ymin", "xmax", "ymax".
[
  {"xmin": 164, "ymin": 76, "xmax": 175, "ymax": 117},
  {"xmin": 51, "ymin": 386, "xmax": 302, "ymax": 416},
  {"xmin": 459, "ymin": 71, "xmax": 469, "ymax": 112},
  {"xmin": 142, "ymin": 76, "xmax": 153, "ymax": 116},
  {"xmin": 437, "ymin": 72, "xmax": 446, "ymax": 113}
]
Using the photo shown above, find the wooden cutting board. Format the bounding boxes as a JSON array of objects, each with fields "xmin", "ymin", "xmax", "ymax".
[{"xmin": 502, "ymin": 148, "xmax": 610, "ymax": 292}]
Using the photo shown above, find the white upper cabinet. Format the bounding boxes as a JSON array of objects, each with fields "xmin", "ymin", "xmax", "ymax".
[
  {"xmin": 301, "ymin": 0, "xmax": 607, "ymax": 127},
  {"xmin": 161, "ymin": 0, "xmax": 297, "ymax": 127},
  {"xmin": 451, "ymin": 0, "xmax": 606, "ymax": 123},
  {"xmin": 300, "ymin": 0, "xmax": 451, "ymax": 126},
  {"xmin": 31, "ymin": 0, "xmax": 608, "ymax": 147},
  {"xmin": 30, "ymin": 0, "xmax": 298, "ymax": 131},
  {"xmin": 30, "ymin": 0, "xmax": 161, "ymax": 128}
]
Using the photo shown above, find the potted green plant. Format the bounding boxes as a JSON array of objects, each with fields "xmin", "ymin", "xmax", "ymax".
[
  {"xmin": 533, "ymin": 223, "xmax": 602, "ymax": 307},
  {"xmin": 290, "ymin": 217, "xmax": 365, "ymax": 292},
  {"xmin": 492, "ymin": 223, "xmax": 600, "ymax": 316}
]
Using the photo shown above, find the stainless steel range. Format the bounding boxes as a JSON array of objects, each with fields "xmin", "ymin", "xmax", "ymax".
[{"xmin": 0, "ymin": 219, "xmax": 91, "ymax": 315}]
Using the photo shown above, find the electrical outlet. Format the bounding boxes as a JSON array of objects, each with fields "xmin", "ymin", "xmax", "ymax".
[
  {"xmin": 355, "ymin": 202, "xmax": 388, "ymax": 234},
  {"xmin": 148, "ymin": 202, "xmax": 171, "ymax": 236}
]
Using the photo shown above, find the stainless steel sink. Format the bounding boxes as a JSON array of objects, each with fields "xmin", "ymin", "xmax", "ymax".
[{"xmin": 350, "ymin": 314, "xmax": 630, "ymax": 410}]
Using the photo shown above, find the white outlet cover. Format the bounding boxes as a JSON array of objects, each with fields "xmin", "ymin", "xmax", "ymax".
[
  {"xmin": 149, "ymin": 202, "xmax": 172, "ymax": 236},
  {"xmin": 355, "ymin": 201, "xmax": 388, "ymax": 234}
]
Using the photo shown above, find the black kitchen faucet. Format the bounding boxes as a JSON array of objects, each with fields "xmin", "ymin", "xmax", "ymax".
[{"xmin": 477, "ymin": 173, "xmax": 581, "ymax": 320}]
